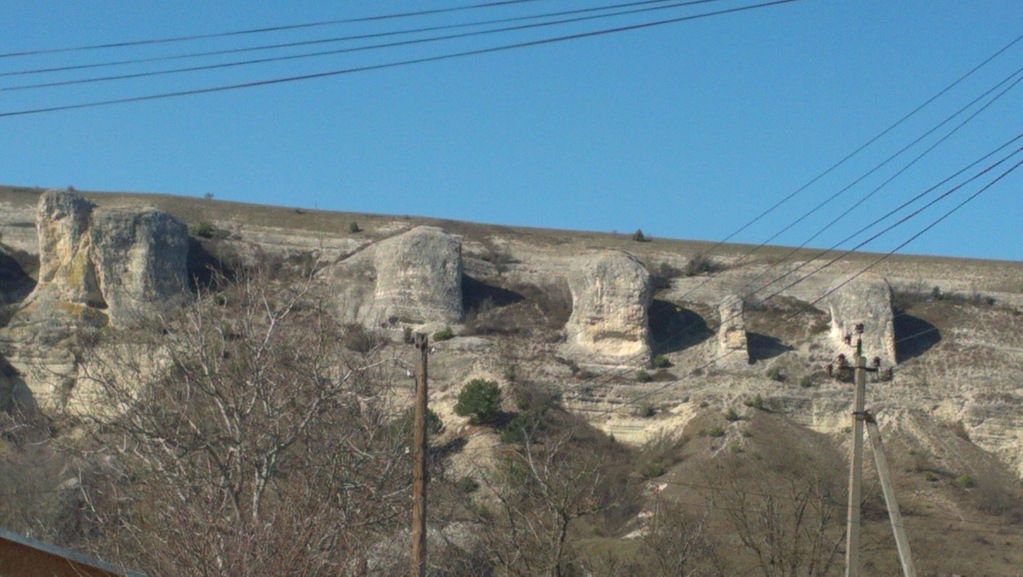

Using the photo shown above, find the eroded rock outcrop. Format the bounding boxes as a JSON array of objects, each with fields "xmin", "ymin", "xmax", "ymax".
[
  {"xmin": 562, "ymin": 252, "xmax": 652, "ymax": 360},
  {"xmin": 332, "ymin": 226, "xmax": 463, "ymax": 328},
  {"xmin": 0, "ymin": 190, "xmax": 188, "ymax": 412},
  {"xmin": 823, "ymin": 273, "xmax": 896, "ymax": 366},
  {"xmin": 90, "ymin": 208, "xmax": 189, "ymax": 322},
  {"xmin": 36, "ymin": 190, "xmax": 103, "ymax": 306},
  {"xmin": 33, "ymin": 189, "xmax": 189, "ymax": 323},
  {"xmin": 716, "ymin": 294, "xmax": 749, "ymax": 366}
]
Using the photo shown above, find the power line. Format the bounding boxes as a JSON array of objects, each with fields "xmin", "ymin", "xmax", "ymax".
[
  {"xmin": 751, "ymin": 130, "xmax": 1023, "ymax": 302},
  {"xmin": 0, "ymin": 0, "xmax": 732, "ymax": 93},
  {"xmin": 0, "ymin": 0, "xmax": 692, "ymax": 79},
  {"xmin": 643, "ymin": 32, "xmax": 1023, "ymax": 319},
  {"xmin": 799, "ymin": 157, "xmax": 1023, "ymax": 313},
  {"xmin": 535, "ymin": 32, "xmax": 1023, "ymax": 372},
  {"xmin": 0, "ymin": 0, "xmax": 545, "ymax": 59},
  {"xmin": 0, "ymin": 0, "xmax": 801, "ymax": 118},
  {"xmin": 738, "ymin": 68, "xmax": 1023, "ymax": 300}
]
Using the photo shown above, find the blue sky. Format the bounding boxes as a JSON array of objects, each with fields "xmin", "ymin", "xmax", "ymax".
[{"xmin": 2, "ymin": 1, "xmax": 1021, "ymax": 261}]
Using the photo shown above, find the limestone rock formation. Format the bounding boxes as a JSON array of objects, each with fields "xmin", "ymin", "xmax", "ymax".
[
  {"xmin": 36, "ymin": 190, "xmax": 103, "ymax": 306},
  {"xmin": 90, "ymin": 208, "xmax": 190, "ymax": 322},
  {"xmin": 0, "ymin": 190, "xmax": 189, "ymax": 412},
  {"xmin": 716, "ymin": 294, "xmax": 749, "ymax": 366},
  {"xmin": 563, "ymin": 251, "xmax": 652, "ymax": 360},
  {"xmin": 823, "ymin": 273, "xmax": 896, "ymax": 366},
  {"xmin": 33, "ymin": 189, "xmax": 189, "ymax": 324},
  {"xmin": 331, "ymin": 226, "xmax": 463, "ymax": 328}
]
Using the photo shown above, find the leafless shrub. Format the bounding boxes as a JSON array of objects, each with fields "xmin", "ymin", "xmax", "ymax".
[
  {"xmin": 73, "ymin": 269, "xmax": 412, "ymax": 576},
  {"xmin": 471, "ymin": 420, "xmax": 633, "ymax": 576},
  {"xmin": 703, "ymin": 439, "xmax": 845, "ymax": 577}
]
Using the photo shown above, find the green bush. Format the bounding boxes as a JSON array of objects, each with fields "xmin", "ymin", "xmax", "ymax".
[
  {"xmin": 743, "ymin": 394, "xmax": 764, "ymax": 410},
  {"xmin": 766, "ymin": 366, "xmax": 784, "ymax": 382},
  {"xmin": 708, "ymin": 427, "xmax": 725, "ymax": 438},
  {"xmin": 500, "ymin": 410, "xmax": 545, "ymax": 444},
  {"xmin": 956, "ymin": 473, "xmax": 976, "ymax": 489},
  {"xmin": 632, "ymin": 228, "xmax": 649, "ymax": 242},
  {"xmin": 637, "ymin": 403, "xmax": 656, "ymax": 418},
  {"xmin": 454, "ymin": 476, "xmax": 479, "ymax": 494},
  {"xmin": 348, "ymin": 221, "xmax": 361, "ymax": 233},
  {"xmin": 342, "ymin": 324, "xmax": 379, "ymax": 353},
  {"xmin": 390, "ymin": 407, "xmax": 443, "ymax": 438},
  {"xmin": 635, "ymin": 369, "xmax": 653, "ymax": 383},
  {"xmin": 433, "ymin": 326, "xmax": 455, "ymax": 341},
  {"xmin": 650, "ymin": 262, "xmax": 681, "ymax": 290},
  {"xmin": 683, "ymin": 253, "xmax": 718, "ymax": 276},
  {"xmin": 799, "ymin": 375, "xmax": 814, "ymax": 388},
  {"xmin": 724, "ymin": 408, "xmax": 741, "ymax": 422},
  {"xmin": 423, "ymin": 408, "xmax": 443, "ymax": 435},
  {"xmin": 640, "ymin": 461, "xmax": 666, "ymax": 479},
  {"xmin": 652, "ymin": 355, "xmax": 671, "ymax": 369},
  {"xmin": 190, "ymin": 221, "xmax": 216, "ymax": 239},
  {"xmin": 455, "ymin": 379, "xmax": 502, "ymax": 425}
]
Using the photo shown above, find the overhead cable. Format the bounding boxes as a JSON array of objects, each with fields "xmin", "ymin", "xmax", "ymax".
[
  {"xmin": 0, "ymin": 0, "xmax": 800, "ymax": 118},
  {"xmin": 0, "ymin": 0, "xmax": 545, "ymax": 59}
]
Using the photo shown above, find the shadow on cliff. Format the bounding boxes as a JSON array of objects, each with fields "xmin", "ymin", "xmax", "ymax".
[
  {"xmin": 462, "ymin": 274, "xmax": 525, "ymax": 335},
  {"xmin": 648, "ymin": 300, "xmax": 713, "ymax": 354},
  {"xmin": 894, "ymin": 313, "xmax": 941, "ymax": 362},
  {"xmin": 0, "ymin": 245, "xmax": 37, "ymax": 309},
  {"xmin": 747, "ymin": 332, "xmax": 794, "ymax": 362},
  {"xmin": 0, "ymin": 356, "xmax": 36, "ymax": 414},
  {"xmin": 462, "ymin": 275, "xmax": 573, "ymax": 336},
  {"xmin": 187, "ymin": 238, "xmax": 235, "ymax": 292}
]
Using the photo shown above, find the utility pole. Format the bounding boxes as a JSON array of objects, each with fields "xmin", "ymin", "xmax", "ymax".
[
  {"xmin": 844, "ymin": 350, "xmax": 866, "ymax": 577},
  {"xmin": 865, "ymin": 413, "xmax": 917, "ymax": 577},
  {"xmin": 841, "ymin": 325, "xmax": 917, "ymax": 577},
  {"xmin": 411, "ymin": 333, "xmax": 429, "ymax": 577}
]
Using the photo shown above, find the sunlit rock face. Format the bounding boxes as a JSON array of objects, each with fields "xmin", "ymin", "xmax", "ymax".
[
  {"xmin": 562, "ymin": 251, "xmax": 652, "ymax": 361},
  {"xmin": 0, "ymin": 189, "xmax": 188, "ymax": 413},
  {"xmin": 717, "ymin": 294, "xmax": 749, "ymax": 367},
  {"xmin": 824, "ymin": 273, "xmax": 896, "ymax": 366}
]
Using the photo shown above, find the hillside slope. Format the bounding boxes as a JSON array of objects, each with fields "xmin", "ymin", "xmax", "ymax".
[{"xmin": 2, "ymin": 185, "xmax": 1022, "ymax": 575}]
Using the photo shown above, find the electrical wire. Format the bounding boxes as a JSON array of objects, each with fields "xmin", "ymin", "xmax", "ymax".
[
  {"xmin": 0, "ymin": 0, "xmax": 545, "ymax": 59},
  {"xmin": 0, "ymin": 0, "xmax": 693, "ymax": 78},
  {"xmin": 0, "ymin": 0, "xmax": 801, "ymax": 118},
  {"xmin": 0, "ymin": 0, "xmax": 736, "ymax": 93},
  {"xmin": 656, "ymin": 32, "xmax": 1023, "ymax": 309},
  {"xmin": 738, "ymin": 68, "xmax": 1023, "ymax": 300}
]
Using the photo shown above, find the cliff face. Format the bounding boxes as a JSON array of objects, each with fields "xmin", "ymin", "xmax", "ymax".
[
  {"xmin": 1, "ymin": 190, "xmax": 188, "ymax": 412},
  {"xmin": 330, "ymin": 226, "xmax": 464, "ymax": 328},
  {"xmin": 562, "ymin": 251, "xmax": 653, "ymax": 362},
  {"xmin": 2, "ymin": 187, "xmax": 1023, "ymax": 480}
]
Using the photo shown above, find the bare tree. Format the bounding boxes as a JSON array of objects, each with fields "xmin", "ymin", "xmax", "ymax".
[
  {"xmin": 73, "ymin": 269, "xmax": 411, "ymax": 576},
  {"xmin": 474, "ymin": 418, "xmax": 632, "ymax": 577},
  {"xmin": 641, "ymin": 501, "xmax": 719, "ymax": 577},
  {"xmin": 705, "ymin": 442, "xmax": 845, "ymax": 577}
]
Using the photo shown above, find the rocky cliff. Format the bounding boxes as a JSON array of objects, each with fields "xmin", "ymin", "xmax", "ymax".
[
  {"xmin": 1, "ymin": 189, "xmax": 188, "ymax": 412},
  {"xmin": 2, "ymin": 186, "xmax": 1023, "ymax": 482}
]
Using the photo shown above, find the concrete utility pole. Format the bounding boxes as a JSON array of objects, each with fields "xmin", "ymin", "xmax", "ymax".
[
  {"xmin": 843, "ymin": 328, "xmax": 917, "ymax": 577},
  {"xmin": 844, "ymin": 352, "xmax": 866, "ymax": 577},
  {"xmin": 865, "ymin": 414, "xmax": 918, "ymax": 577},
  {"xmin": 411, "ymin": 333, "xmax": 429, "ymax": 577}
]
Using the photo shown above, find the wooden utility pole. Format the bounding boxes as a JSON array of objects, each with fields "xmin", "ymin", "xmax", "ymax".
[
  {"xmin": 845, "ymin": 352, "xmax": 866, "ymax": 577},
  {"xmin": 411, "ymin": 333, "xmax": 429, "ymax": 577}
]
